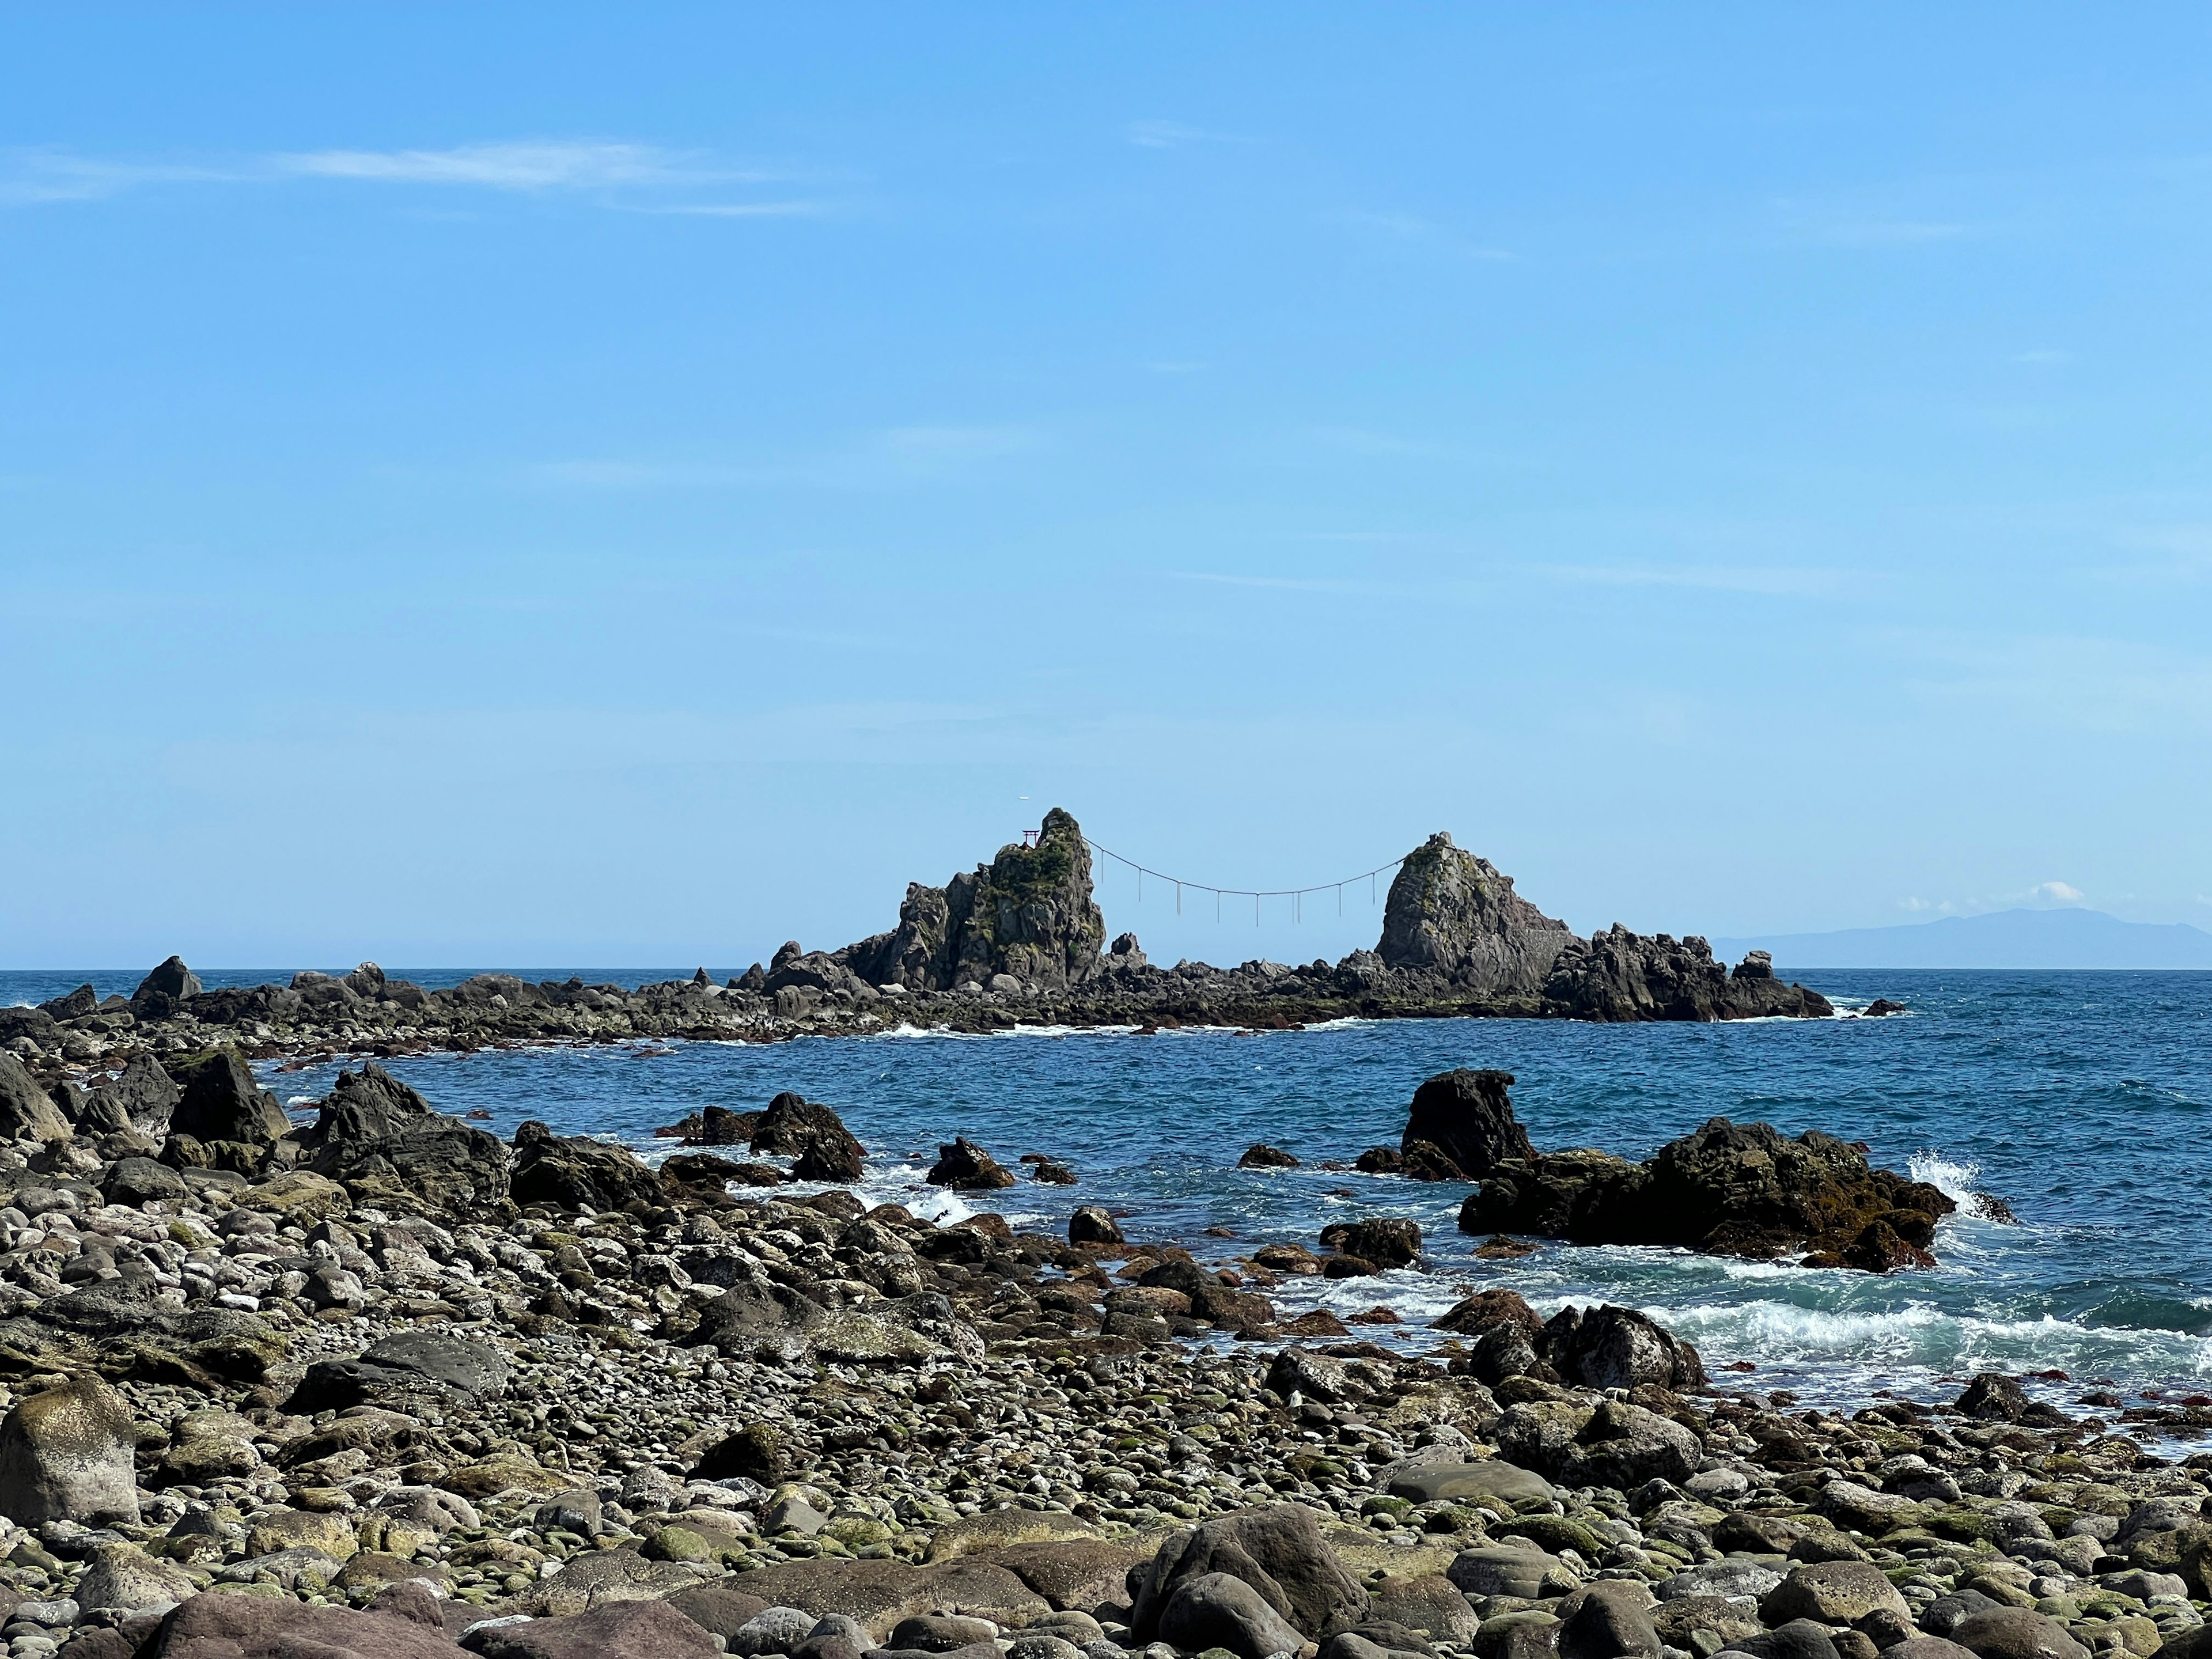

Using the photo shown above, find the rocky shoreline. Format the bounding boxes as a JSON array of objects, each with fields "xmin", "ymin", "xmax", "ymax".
[
  {"xmin": 2, "ymin": 815, "xmax": 1854, "ymax": 1086},
  {"xmin": 0, "ymin": 1050, "xmax": 2195, "ymax": 1659}
]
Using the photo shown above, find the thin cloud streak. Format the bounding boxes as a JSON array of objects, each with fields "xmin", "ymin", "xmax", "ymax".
[
  {"xmin": 2, "ymin": 139, "xmax": 804, "ymax": 209},
  {"xmin": 1535, "ymin": 563, "xmax": 1859, "ymax": 597}
]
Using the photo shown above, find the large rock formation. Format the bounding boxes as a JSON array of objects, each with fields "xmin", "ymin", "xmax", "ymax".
[
  {"xmin": 1461, "ymin": 1114, "xmax": 1955, "ymax": 1271},
  {"xmin": 1374, "ymin": 834, "xmax": 1829, "ymax": 1020},
  {"xmin": 839, "ymin": 808, "xmax": 1109, "ymax": 991},
  {"xmin": 1378, "ymin": 834, "xmax": 1576, "ymax": 997},
  {"xmin": 1399, "ymin": 1067, "xmax": 1534, "ymax": 1179},
  {"xmin": 1543, "ymin": 925, "xmax": 1831, "ymax": 1021}
]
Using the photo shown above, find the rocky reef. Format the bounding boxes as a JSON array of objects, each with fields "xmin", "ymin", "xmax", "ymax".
[
  {"xmin": 0, "ymin": 1059, "xmax": 2188, "ymax": 1659},
  {"xmin": 2, "ymin": 816, "xmax": 1847, "ymax": 1084},
  {"xmin": 1460, "ymin": 1113, "xmax": 1958, "ymax": 1274}
]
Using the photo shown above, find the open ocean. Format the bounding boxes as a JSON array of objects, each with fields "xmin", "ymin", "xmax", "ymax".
[{"xmin": 7, "ymin": 967, "xmax": 2210, "ymax": 1415}]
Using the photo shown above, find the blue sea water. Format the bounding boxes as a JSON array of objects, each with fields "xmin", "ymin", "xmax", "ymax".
[{"xmin": 8, "ymin": 967, "xmax": 2211, "ymax": 1412}]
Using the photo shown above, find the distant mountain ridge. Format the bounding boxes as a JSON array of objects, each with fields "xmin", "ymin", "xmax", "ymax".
[{"xmin": 1712, "ymin": 907, "xmax": 2212, "ymax": 969}]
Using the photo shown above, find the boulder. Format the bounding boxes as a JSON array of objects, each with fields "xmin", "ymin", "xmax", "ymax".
[
  {"xmin": 691, "ymin": 1281, "xmax": 830, "ymax": 1353},
  {"xmin": 1240, "ymin": 1144, "xmax": 1301, "ymax": 1170},
  {"xmin": 1365, "ymin": 1575, "xmax": 1479, "ymax": 1644},
  {"xmin": 1761, "ymin": 1561, "xmax": 1911, "ymax": 1628},
  {"xmin": 309, "ymin": 1065, "xmax": 512, "ymax": 1214},
  {"xmin": 1460, "ymin": 1116, "xmax": 1954, "ymax": 1271},
  {"xmin": 168, "ymin": 1050, "xmax": 289, "ymax": 1146},
  {"xmin": 291, "ymin": 1330, "xmax": 512, "ymax": 1415},
  {"xmin": 1446, "ymin": 1546, "xmax": 1571, "ymax": 1601},
  {"xmin": 661, "ymin": 1585, "xmax": 772, "ymax": 1642},
  {"xmin": 97, "ymin": 1054, "xmax": 184, "ymax": 1139},
  {"xmin": 1377, "ymin": 835, "xmax": 1577, "ymax": 997},
  {"xmin": 130, "ymin": 955, "xmax": 203, "ymax": 1018},
  {"xmin": 0, "ymin": 1373, "xmax": 141, "ymax": 1525},
  {"xmin": 1553, "ymin": 1581, "xmax": 1661, "ymax": 1659},
  {"xmin": 749, "ymin": 1094, "xmax": 868, "ymax": 1183},
  {"xmin": 1321, "ymin": 1219, "xmax": 1421, "ymax": 1269},
  {"xmin": 928, "ymin": 1137, "xmax": 1016, "ymax": 1190},
  {"xmin": 0, "ymin": 1051, "xmax": 71, "ymax": 1141},
  {"xmin": 1156, "ymin": 1573, "xmax": 1305, "ymax": 1659},
  {"xmin": 1069, "ymin": 1206, "xmax": 1123, "ymax": 1245},
  {"xmin": 1401, "ymin": 1070, "xmax": 1535, "ymax": 1179},
  {"xmin": 75, "ymin": 1541, "xmax": 198, "ymax": 1616},
  {"xmin": 465, "ymin": 1599, "xmax": 720, "ymax": 1659},
  {"xmin": 1384, "ymin": 1458, "xmax": 1555, "ymax": 1510},
  {"xmin": 1541, "ymin": 1305, "xmax": 1705, "ymax": 1391},
  {"xmin": 1495, "ymin": 1398, "xmax": 1700, "ymax": 1488},
  {"xmin": 141, "ymin": 1590, "xmax": 464, "ymax": 1656},
  {"xmin": 1947, "ymin": 1610, "xmax": 2090, "ymax": 1659},
  {"xmin": 101, "ymin": 1155, "xmax": 188, "ymax": 1206},
  {"xmin": 1131, "ymin": 1503, "xmax": 1368, "ymax": 1641},
  {"xmin": 983, "ymin": 1539, "xmax": 1147, "ymax": 1612},
  {"xmin": 510, "ymin": 1119, "xmax": 666, "ymax": 1213}
]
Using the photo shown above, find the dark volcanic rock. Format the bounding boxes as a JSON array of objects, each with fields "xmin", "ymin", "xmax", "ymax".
[
  {"xmin": 1239, "ymin": 1143, "xmax": 1301, "ymax": 1169},
  {"xmin": 0, "ymin": 1053, "xmax": 71, "ymax": 1142},
  {"xmin": 1378, "ymin": 834, "xmax": 1577, "ymax": 997},
  {"xmin": 927, "ymin": 1137, "xmax": 1016, "ymax": 1191},
  {"xmin": 1320, "ymin": 1219, "xmax": 1421, "ymax": 1269},
  {"xmin": 97, "ymin": 1054, "xmax": 183, "ymax": 1139},
  {"xmin": 510, "ymin": 1120, "xmax": 666, "ymax": 1214},
  {"xmin": 1460, "ymin": 1116, "xmax": 1953, "ymax": 1272},
  {"xmin": 1131, "ymin": 1502, "xmax": 1370, "ymax": 1642},
  {"xmin": 306, "ymin": 1065, "xmax": 512, "ymax": 1215},
  {"xmin": 1543, "ymin": 926, "xmax": 1832, "ymax": 1022},
  {"xmin": 1069, "ymin": 1206, "xmax": 1123, "ymax": 1245},
  {"xmin": 291, "ymin": 1329, "xmax": 512, "ymax": 1415},
  {"xmin": 1540, "ymin": 1304, "xmax": 1705, "ymax": 1391},
  {"xmin": 167, "ymin": 1050, "xmax": 289, "ymax": 1147},
  {"xmin": 837, "ymin": 807, "xmax": 1109, "ymax": 992},
  {"xmin": 1400, "ymin": 1069, "xmax": 1533, "ymax": 1179},
  {"xmin": 749, "ymin": 1093, "xmax": 867, "ymax": 1183},
  {"xmin": 130, "ymin": 955, "xmax": 204, "ymax": 1018}
]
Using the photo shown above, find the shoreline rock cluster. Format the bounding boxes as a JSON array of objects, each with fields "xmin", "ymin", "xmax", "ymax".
[
  {"xmin": 0, "ymin": 1058, "xmax": 2193, "ymax": 1659},
  {"xmin": 1, "ymin": 817, "xmax": 1855, "ymax": 1086}
]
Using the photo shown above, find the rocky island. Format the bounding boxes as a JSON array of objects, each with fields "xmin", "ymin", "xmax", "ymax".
[
  {"xmin": 0, "ymin": 1053, "xmax": 2186, "ymax": 1659},
  {"xmin": 1, "ymin": 813, "xmax": 1839, "ymax": 1080}
]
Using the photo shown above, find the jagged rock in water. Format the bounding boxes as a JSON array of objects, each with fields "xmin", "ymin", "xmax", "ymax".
[
  {"xmin": 1377, "ymin": 834, "xmax": 1577, "ymax": 995},
  {"xmin": 1461, "ymin": 1116, "xmax": 1953, "ymax": 1272},
  {"xmin": 748, "ymin": 1093, "xmax": 866, "ymax": 1182},
  {"xmin": 839, "ymin": 808, "xmax": 1108, "ymax": 992},
  {"xmin": 1542, "ymin": 925, "xmax": 1833, "ymax": 1021},
  {"xmin": 1400, "ymin": 1069, "xmax": 1535, "ymax": 1179},
  {"xmin": 927, "ymin": 1136, "xmax": 1016, "ymax": 1191}
]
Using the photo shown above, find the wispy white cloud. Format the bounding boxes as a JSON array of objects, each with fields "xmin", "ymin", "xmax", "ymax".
[
  {"xmin": 628, "ymin": 202, "xmax": 824, "ymax": 218},
  {"xmin": 1172, "ymin": 571, "xmax": 1393, "ymax": 596},
  {"xmin": 1535, "ymin": 563, "xmax": 1858, "ymax": 598},
  {"xmin": 3, "ymin": 138, "xmax": 808, "ymax": 211},
  {"xmin": 2029, "ymin": 880, "xmax": 2086, "ymax": 905},
  {"xmin": 0, "ymin": 148, "xmax": 238, "ymax": 205},
  {"xmin": 522, "ymin": 425, "xmax": 1036, "ymax": 493},
  {"xmin": 1125, "ymin": 120, "xmax": 1249, "ymax": 150}
]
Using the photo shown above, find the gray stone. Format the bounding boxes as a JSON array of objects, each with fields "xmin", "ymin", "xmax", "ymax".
[
  {"xmin": 1157, "ymin": 1573, "xmax": 1305, "ymax": 1659},
  {"xmin": 0, "ymin": 1374, "xmax": 140, "ymax": 1526}
]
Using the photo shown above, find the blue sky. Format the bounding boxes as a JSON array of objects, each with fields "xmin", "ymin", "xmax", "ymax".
[{"xmin": 5, "ymin": 6, "xmax": 2211, "ymax": 969}]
